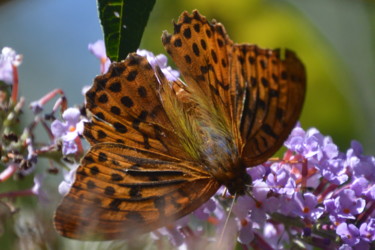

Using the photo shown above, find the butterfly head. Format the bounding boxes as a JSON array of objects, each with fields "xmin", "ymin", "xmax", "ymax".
[{"xmin": 207, "ymin": 157, "xmax": 252, "ymax": 195}]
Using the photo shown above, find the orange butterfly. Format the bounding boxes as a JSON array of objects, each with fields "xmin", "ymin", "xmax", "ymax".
[{"xmin": 54, "ymin": 10, "xmax": 306, "ymax": 240}]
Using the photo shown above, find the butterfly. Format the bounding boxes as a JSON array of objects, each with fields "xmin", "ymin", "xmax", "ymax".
[{"xmin": 54, "ymin": 10, "xmax": 306, "ymax": 240}]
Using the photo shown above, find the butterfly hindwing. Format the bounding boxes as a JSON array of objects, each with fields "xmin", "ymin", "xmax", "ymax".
[
  {"xmin": 54, "ymin": 143, "xmax": 220, "ymax": 240},
  {"xmin": 54, "ymin": 53, "xmax": 221, "ymax": 240},
  {"xmin": 235, "ymin": 47, "xmax": 306, "ymax": 165}
]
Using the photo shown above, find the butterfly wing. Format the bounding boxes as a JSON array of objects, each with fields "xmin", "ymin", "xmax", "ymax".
[
  {"xmin": 231, "ymin": 46, "xmax": 306, "ymax": 165},
  {"xmin": 162, "ymin": 11, "xmax": 234, "ymax": 129},
  {"xmin": 83, "ymin": 54, "xmax": 187, "ymax": 159},
  {"xmin": 54, "ymin": 54, "xmax": 220, "ymax": 240},
  {"xmin": 54, "ymin": 143, "xmax": 219, "ymax": 240},
  {"xmin": 162, "ymin": 10, "xmax": 306, "ymax": 166}
]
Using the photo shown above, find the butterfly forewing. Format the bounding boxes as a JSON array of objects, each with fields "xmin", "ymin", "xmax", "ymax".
[
  {"xmin": 162, "ymin": 11, "xmax": 234, "ymax": 129},
  {"xmin": 84, "ymin": 55, "xmax": 190, "ymax": 160}
]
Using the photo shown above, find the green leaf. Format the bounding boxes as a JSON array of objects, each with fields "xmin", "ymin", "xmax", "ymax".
[{"xmin": 97, "ymin": 0, "xmax": 156, "ymax": 62}]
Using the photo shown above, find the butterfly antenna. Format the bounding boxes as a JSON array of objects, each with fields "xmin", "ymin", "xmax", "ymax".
[{"xmin": 217, "ymin": 192, "xmax": 237, "ymax": 246}]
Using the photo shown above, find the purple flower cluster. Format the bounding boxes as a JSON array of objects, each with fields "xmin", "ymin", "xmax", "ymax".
[
  {"xmin": 157, "ymin": 125, "xmax": 375, "ymax": 249},
  {"xmin": 51, "ymin": 107, "xmax": 86, "ymax": 155},
  {"xmin": 0, "ymin": 46, "xmax": 86, "ymax": 204},
  {"xmin": 88, "ymin": 40, "xmax": 111, "ymax": 74},
  {"xmin": 0, "ymin": 47, "xmax": 55, "ymax": 204}
]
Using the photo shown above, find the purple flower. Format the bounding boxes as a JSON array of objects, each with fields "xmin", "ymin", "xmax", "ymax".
[
  {"xmin": 359, "ymin": 218, "xmax": 375, "ymax": 242},
  {"xmin": 351, "ymin": 177, "xmax": 369, "ymax": 197},
  {"xmin": 325, "ymin": 189, "xmax": 366, "ymax": 220},
  {"xmin": 249, "ymin": 181, "xmax": 279, "ymax": 225},
  {"xmin": 231, "ymin": 194, "xmax": 255, "ymax": 244},
  {"xmin": 319, "ymin": 157, "xmax": 348, "ymax": 185},
  {"xmin": 88, "ymin": 40, "xmax": 110, "ymax": 73},
  {"xmin": 88, "ymin": 40, "xmax": 106, "ymax": 59},
  {"xmin": 285, "ymin": 126, "xmax": 339, "ymax": 165},
  {"xmin": 284, "ymin": 124, "xmax": 306, "ymax": 154},
  {"xmin": 278, "ymin": 195, "xmax": 299, "ymax": 216},
  {"xmin": 322, "ymin": 136, "xmax": 340, "ymax": 159},
  {"xmin": 232, "ymin": 195, "xmax": 252, "ymax": 220},
  {"xmin": 51, "ymin": 107, "xmax": 86, "ymax": 155},
  {"xmin": 231, "ymin": 181, "xmax": 278, "ymax": 244},
  {"xmin": 336, "ymin": 223, "xmax": 360, "ymax": 246},
  {"xmin": 0, "ymin": 47, "xmax": 22, "ymax": 85},
  {"xmin": 336, "ymin": 189, "xmax": 366, "ymax": 218},
  {"xmin": 290, "ymin": 192, "xmax": 324, "ymax": 221},
  {"xmin": 303, "ymin": 128, "xmax": 326, "ymax": 160},
  {"xmin": 262, "ymin": 223, "xmax": 289, "ymax": 249},
  {"xmin": 353, "ymin": 241, "xmax": 371, "ymax": 250},
  {"xmin": 193, "ymin": 197, "xmax": 216, "ymax": 220},
  {"xmin": 339, "ymin": 242, "xmax": 370, "ymax": 250},
  {"xmin": 153, "ymin": 215, "xmax": 190, "ymax": 247},
  {"xmin": 136, "ymin": 49, "xmax": 180, "ymax": 81},
  {"xmin": 349, "ymin": 140, "xmax": 364, "ymax": 155},
  {"xmin": 237, "ymin": 220, "xmax": 254, "ymax": 244},
  {"xmin": 58, "ymin": 164, "xmax": 78, "ymax": 195},
  {"xmin": 247, "ymin": 164, "xmax": 267, "ymax": 181},
  {"xmin": 31, "ymin": 174, "xmax": 48, "ymax": 202},
  {"xmin": 29, "ymin": 100, "xmax": 44, "ymax": 114},
  {"xmin": 267, "ymin": 163, "xmax": 296, "ymax": 197},
  {"xmin": 363, "ymin": 184, "xmax": 375, "ymax": 200},
  {"xmin": 346, "ymin": 140, "xmax": 375, "ymax": 182}
]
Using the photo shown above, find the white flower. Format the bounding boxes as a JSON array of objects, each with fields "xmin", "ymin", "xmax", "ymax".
[
  {"xmin": 0, "ymin": 47, "xmax": 22, "ymax": 85},
  {"xmin": 136, "ymin": 49, "xmax": 180, "ymax": 81}
]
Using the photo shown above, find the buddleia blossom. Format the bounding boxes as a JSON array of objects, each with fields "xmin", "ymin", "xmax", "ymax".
[
  {"xmin": 0, "ymin": 46, "xmax": 84, "ymax": 213},
  {"xmin": 51, "ymin": 107, "xmax": 86, "ymax": 155},
  {"xmin": 291, "ymin": 192, "xmax": 324, "ymax": 220},
  {"xmin": 0, "ymin": 47, "xmax": 22, "ymax": 85},
  {"xmin": 359, "ymin": 218, "xmax": 375, "ymax": 242},
  {"xmin": 346, "ymin": 140, "xmax": 375, "ymax": 181},
  {"xmin": 336, "ymin": 223, "xmax": 361, "ymax": 246},
  {"xmin": 159, "ymin": 125, "xmax": 375, "ymax": 249},
  {"xmin": 88, "ymin": 40, "xmax": 111, "ymax": 73},
  {"xmin": 136, "ymin": 49, "xmax": 180, "ymax": 81},
  {"xmin": 58, "ymin": 164, "xmax": 79, "ymax": 196}
]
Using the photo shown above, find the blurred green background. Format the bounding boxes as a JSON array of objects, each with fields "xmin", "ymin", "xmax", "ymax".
[{"xmin": 0, "ymin": 0, "xmax": 374, "ymax": 249}]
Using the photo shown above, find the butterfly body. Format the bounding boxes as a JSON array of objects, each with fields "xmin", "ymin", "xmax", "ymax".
[
  {"xmin": 160, "ymin": 78, "xmax": 249, "ymax": 194},
  {"xmin": 54, "ymin": 10, "xmax": 305, "ymax": 240}
]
